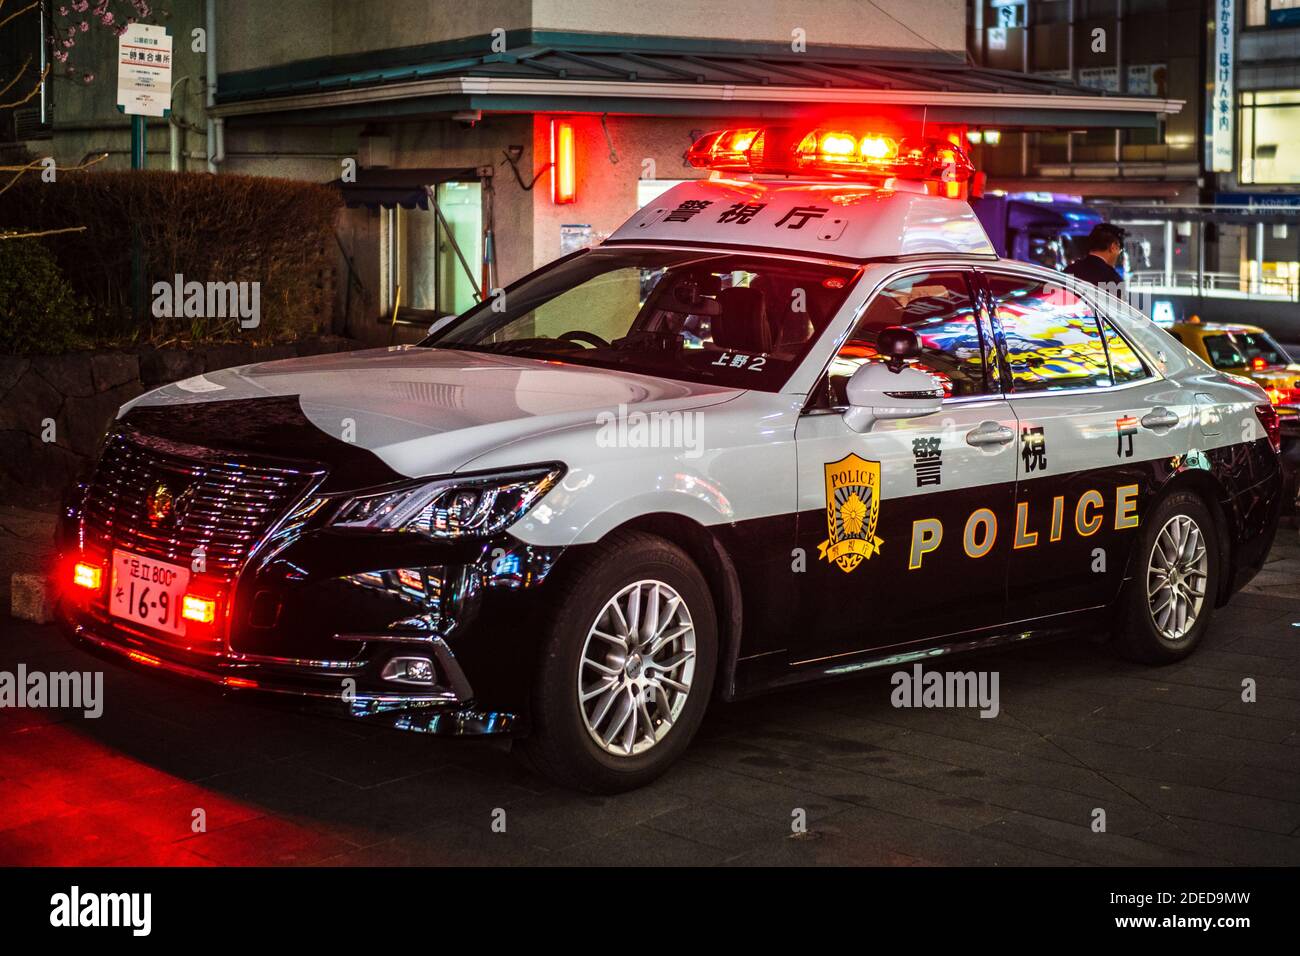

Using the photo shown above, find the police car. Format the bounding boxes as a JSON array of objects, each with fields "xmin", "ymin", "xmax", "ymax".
[{"xmin": 57, "ymin": 125, "xmax": 1284, "ymax": 793}]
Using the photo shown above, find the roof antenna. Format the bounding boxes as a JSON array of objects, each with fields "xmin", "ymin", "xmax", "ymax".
[{"xmin": 920, "ymin": 105, "xmax": 928, "ymax": 141}]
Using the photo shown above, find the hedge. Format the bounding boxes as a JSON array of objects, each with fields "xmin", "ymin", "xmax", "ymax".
[
  {"xmin": 2, "ymin": 170, "xmax": 341, "ymax": 344},
  {"xmin": 0, "ymin": 239, "xmax": 91, "ymax": 355}
]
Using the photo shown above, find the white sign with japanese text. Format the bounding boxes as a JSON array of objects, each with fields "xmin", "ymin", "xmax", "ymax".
[
  {"xmin": 116, "ymin": 23, "xmax": 172, "ymax": 117},
  {"xmin": 1212, "ymin": 0, "xmax": 1235, "ymax": 173}
]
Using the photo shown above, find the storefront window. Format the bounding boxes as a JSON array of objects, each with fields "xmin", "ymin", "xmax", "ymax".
[{"xmin": 1240, "ymin": 91, "xmax": 1300, "ymax": 184}]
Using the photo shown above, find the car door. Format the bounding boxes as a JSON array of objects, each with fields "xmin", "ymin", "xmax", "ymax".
[
  {"xmin": 791, "ymin": 267, "xmax": 1018, "ymax": 663},
  {"xmin": 978, "ymin": 268, "xmax": 1195, "ymax": 621}
]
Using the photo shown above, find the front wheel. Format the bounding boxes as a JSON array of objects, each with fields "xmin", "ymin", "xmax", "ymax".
[
  {"xmin": 519, "ymin": 531, "xmax": 718, "ymax": 793},
  {"xmin": 1113, "ymin": 490, "xmax": 1221, "ymax": 664}
]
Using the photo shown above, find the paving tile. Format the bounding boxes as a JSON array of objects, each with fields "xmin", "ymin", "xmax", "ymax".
[
  {"xmin": 549, "ymin": 822, "xmax": 728, "ymax": 866},
  {"xmin": 1126, "ymin": 816, "xmax": 1300, "ymax": 866},
  {"xmin": 1101, "ymin": 772, "xmax": 1300, "ymax": 835},
  {"xmin": 1154, "ymin": 728, "xmax": 1300, "ymax": 776},
  {"xmin": 192, "ymin": 762, "xmax": 362, "ymax": 814},
  {"xmin": 179, "ymin": 814, "xmax": 358, "ymax": 866},
  {"xmin": 972, "ymin": 811, "xmax": 1221, "ymax": 866},
  {"xmin": 813, "ymin": 805, "xmax": 1082, "ymax": 866},
  {"xmin": 1045, "ymin": 733, "xmax": 1238, "ymax": 789},
  {"xmin": 315, "ymin": 819, "xmax": 552, "ymax": 866},
  {"xmin": 642, "ymin": 801, "xmax": 786, "ymax": 853}
]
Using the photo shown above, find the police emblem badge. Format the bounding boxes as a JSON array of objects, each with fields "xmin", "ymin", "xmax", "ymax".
[{"xmin": 818, "ymin": 453, "xmax": 884, "ymax": 573}]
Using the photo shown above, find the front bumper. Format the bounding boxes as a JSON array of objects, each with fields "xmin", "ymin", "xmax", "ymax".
[{"xmin": 57, "ymin": 501, "xmax": 564, "ymax": 735}]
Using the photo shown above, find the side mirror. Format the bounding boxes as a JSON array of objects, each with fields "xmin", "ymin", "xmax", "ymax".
[{"xmin": 842, "ymin": 327, "xmax": 943, "ymax": 432}]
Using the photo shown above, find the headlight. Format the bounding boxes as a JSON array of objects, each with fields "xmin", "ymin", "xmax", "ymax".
[{"xmin": 330, "ymin": 465, "xmax": 564, "ymax": 539}]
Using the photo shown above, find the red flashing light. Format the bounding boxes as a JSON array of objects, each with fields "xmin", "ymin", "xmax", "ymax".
[
  {"xmin": 685, "ymin": 124, "xmax": 978, "ymax": 197},
  {"xmin": 73, "ymin": 561, "xmax": 103, "ymax": 591},
  {"xmin": 551, "ymin": 119, "xmax": 576, "ymax": 204},
  {"xmin": 795, "ymin": 129, "xmax": 899, "ymax": 169},
  {"xmin": 685, "ymin": 127, "xmax": 761, "ymax": 170},
  {"xmin": 222, "ymin": 677, "xmax": 258, "ymax": 689},
  {"xmin": 1252, "ymin": 356, "xmax": 1268, "ymax": 370}
]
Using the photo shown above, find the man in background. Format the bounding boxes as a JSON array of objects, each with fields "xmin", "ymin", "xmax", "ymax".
[{"xmin": 1065, "ymin": 223, "xmax": 1126, "ymax": 289}]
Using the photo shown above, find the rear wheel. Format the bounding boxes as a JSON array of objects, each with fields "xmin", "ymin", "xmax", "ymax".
[
  {"xmin": 1114, "ymin": 490, "xmax": 1220, "ymax": 664},
  {"xmin": 519, "ymin": 531, "xmax": 717, "ymax": 793}
]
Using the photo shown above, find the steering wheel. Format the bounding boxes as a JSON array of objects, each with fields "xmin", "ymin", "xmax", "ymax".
[{"xmin": 558, "ymin": 330, "xmax": 610, "ymax": 349}]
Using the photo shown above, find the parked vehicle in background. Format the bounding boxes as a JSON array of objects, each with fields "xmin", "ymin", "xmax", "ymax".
[{"xmin": 1170, "ymin": 318, "xmax": 1299, "ymax": 510}]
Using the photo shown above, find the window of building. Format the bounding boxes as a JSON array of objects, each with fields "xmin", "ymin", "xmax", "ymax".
[
  {"xmin": 383, "ymin": 181, "xmax": 483, "ymax": 322},
  {"xmin": 1247, "ymin": 0, "xmax": 1300, "ymax": 28},
  {"xmin": 1240, "ymin": 90, "xmax": 1300, "ymax": 184}
]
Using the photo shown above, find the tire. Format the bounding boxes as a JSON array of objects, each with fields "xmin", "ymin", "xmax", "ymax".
[
  {"xmin": 1113, "ymin": 490, "xmax": 1221, "ymax": 665},
  {"xmin": 518, "ymin": 530, "xmax": 718, "ymax": 793}
]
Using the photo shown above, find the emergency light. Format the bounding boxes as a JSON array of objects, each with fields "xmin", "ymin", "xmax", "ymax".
[{"xmin": 686, "ymin": 125, "xmax": 981, "ymax": 198}]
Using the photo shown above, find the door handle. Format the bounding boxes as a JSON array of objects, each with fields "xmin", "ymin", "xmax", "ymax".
[
  {"xmin": 966, "ymin": 421, "xmax": 1015, "ymax": 447},
  {"xmin": 1141, "ymin": 407, "xmax": 1179, "ymax": 430}
]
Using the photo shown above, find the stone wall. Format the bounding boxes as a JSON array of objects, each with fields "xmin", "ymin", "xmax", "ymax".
[{"xmin": 0, "ymin": 337, "xmax": 363, "ymax": 508}]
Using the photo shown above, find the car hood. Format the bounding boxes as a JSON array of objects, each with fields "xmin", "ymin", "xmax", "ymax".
[{"xmin": 120, "ymin": 346, "xmax": 742, "ymax": 489}]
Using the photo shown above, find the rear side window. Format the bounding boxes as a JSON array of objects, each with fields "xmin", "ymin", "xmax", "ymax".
[
  {"xmin": 985, "ymin": 274, "xmax": 1111, "ymax": 392},
  {"xmin": 825, "ymin": 270, "xmax": 992, "ymax": 403},
  {"xmin": 1101, "ymin": 320, "xmax": 1149, "ymax": 384}
]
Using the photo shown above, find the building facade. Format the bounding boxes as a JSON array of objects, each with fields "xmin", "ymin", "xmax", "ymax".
[
  {"xmin": 4, "ymin": 0, "xmax": 1179, "ymax": 342},
  {"xmin": 968, "ymin": 0, "xmax": 1300, "ymax": 328}
]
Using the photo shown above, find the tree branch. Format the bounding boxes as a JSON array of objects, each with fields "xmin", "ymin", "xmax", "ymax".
[
  {"xmin": 0, "ymin": 226, "xmax": 89, "ymax": 241},
  {"xmin": 0, "ymin": 1, "xmax": 40, "ymax": 34}
]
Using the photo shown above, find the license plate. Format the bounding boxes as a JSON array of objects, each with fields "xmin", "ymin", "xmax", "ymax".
[{"xmin": 109, "ymin": 549, "xmax": 191, "ymax": 638}]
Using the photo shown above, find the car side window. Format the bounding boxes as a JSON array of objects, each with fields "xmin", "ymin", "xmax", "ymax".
[
  {"xmin": 1100, "ymin": 319, "xmax": 1149, "ymax": 384},
  {"xmin": 824, "ymin": 270, "xmax": 992, "ymax": 405},
  {"xmin": 985, "ymin": 273, "xmax": 1111, "ymax": 392}
]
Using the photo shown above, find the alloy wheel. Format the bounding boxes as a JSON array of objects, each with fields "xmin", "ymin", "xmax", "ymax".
[
  {"xmin": 578, "ymin": 579, "xmax": 697, "ymax": 756},
  {"xmin": 1146, "ymin": 514, "xmax": 1209, "ymax": 641}
]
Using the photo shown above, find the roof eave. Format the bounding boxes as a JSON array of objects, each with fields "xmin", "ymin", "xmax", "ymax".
[{"xmin": 210, "ymin": 75, "xmax": 1182, "ymax": 128}]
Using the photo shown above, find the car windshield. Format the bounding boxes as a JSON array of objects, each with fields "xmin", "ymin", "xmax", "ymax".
[
  {"xmin": 423, "ymin": 248, "xmax": 857, "ymax": 392},
  {"xmin": 1203, "ymin": 331, "xmax": 1290, "ymax": 369}
]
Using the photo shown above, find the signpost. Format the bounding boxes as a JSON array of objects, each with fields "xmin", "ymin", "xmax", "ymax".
[
  {"xmin": 116, "ymin": 22, "xmax": 172, "ymax": 321},
  {"xmin": 1211, "ymin": 0, "xmax": 1235, "ymax": 174},
  {"xmin": 116, "ymin": 22, "xmax": 173, "ymax": 127}
]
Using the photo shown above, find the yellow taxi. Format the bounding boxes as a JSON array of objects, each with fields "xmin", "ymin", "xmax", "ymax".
[{"xmin": 1170, "ymin": 317, "xmax": 1299, "ymax": 506}]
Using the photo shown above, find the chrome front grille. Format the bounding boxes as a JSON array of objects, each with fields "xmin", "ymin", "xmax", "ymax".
[{"xmin": 81, "ymin": 431, "xmax": 319, "ymax": 575}]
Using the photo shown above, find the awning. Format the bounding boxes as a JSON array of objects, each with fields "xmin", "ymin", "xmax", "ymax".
[
  {"xmin": 327, "ymin": 167, "xmax": 480, "ymax": 209},
  {"xmin": 216, "ymin": 31, "xmax": 1181, "ymax": 130}
]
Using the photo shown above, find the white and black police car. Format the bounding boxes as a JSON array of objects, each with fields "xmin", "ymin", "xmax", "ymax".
[{"xmin": 58, "ymin": 125, "xmax": 1284, "ymax": 792}]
